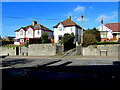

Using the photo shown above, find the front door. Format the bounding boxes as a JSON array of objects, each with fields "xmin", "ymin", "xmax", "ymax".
[{"xmin": 113, "ymin": 33, "xmax": 117, "ymax": 41}]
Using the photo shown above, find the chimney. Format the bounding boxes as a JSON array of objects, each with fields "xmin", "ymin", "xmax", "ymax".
[
  {"xmin": 68, "ymin": 16, "xmax": 71, "ymax": 20},
  {"xmin": 32, "ymin": 21, "xmax": 37, "ymax": 26}
]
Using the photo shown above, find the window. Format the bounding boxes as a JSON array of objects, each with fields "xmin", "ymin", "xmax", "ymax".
[
  {"xmin": 59, "ymin": 27, "xmax": 62, "ymax": 31},
  {"xmin": 101, "ymin": 32, "xmax": 107, "ymax": 38},
  {"xmin": 14, "ymin": 39, "xmax": 20, "ymax": 42},
  {"xmin": 20, "ymin": 39, "xmax": 24, "ymax": 42},
  {"xmin": 20, "ymin": 30, "xmax": 23, "ymax": 35},
  {"xmin": 58, "ymin": 35, "xmax": 62, "ymax": 40},
  {"xmin": 38, "ymin": 30, "xmax": 40, "ymax": 34},
  {"xmin": 28, "ymin": 29, "xmax": 32, "ymax": 35}
]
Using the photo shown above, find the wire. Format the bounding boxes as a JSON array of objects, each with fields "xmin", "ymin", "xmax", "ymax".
[{"xmin": 2, "ymin": 16, "xmax": 64, "ymax": 21}]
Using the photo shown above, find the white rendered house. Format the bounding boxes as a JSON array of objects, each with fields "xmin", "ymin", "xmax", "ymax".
[
  {"xmin": 98, "ymin": 23, "xmax": 120, "ymax": 41},
  {"xmin": 53, "ymin": 16, "xmax": 82, "ymax": 43},
  {"xmin": 14, "ymin": 21, "xmax": 53, "ymax": 45}
]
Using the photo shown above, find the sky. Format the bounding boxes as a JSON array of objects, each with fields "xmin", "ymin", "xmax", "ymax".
[
  {"xmin": 1, "ymin": 2, "xmax": 119, "ymax": 37},
  {"xmin": 1, "ymin": 0, "xmax": 120, "ymax": 2}
]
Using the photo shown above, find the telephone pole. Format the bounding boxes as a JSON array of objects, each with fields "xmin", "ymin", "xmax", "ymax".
[{"xmin": 81, "ymin": 15, "xmax": 84, "ymax": 45}]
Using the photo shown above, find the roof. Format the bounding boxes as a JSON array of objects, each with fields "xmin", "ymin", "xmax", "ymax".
[
  {"xmin": 53, "ymin": 18, "xmax": 82, "ymax": 29},
  {"xmin": 105, "ymin": 23, "xmax": 120, "ymax": 32},
  {"xmin": 15, "ymin": 23, "xmax": 53, "ymax": 32}
]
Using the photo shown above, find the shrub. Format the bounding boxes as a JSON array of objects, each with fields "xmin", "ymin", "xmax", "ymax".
[
  {"xmin": 2, "ymin": 40, "xmax": 14, "ymax": 46},
  {"xmin": 61, "ymin": 33, "xmax": 75, "ymax": 51},
  {"xmin": 41, "ymin": 32, "xmax": 49, "ymax": 43},
  {"xmin": 95, "ymin": 41, "xmax": 120, "ymax": 45},
  {"xmin": 83, "ymin": 30, "xmax": 97, "ymax": 46}
]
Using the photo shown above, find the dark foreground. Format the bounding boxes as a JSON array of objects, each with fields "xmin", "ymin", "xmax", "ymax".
[{"xmin": 2, "ymin": 62, "xmax": 120, "ymax": 89}]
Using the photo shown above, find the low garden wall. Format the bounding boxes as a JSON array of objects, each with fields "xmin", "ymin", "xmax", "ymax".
[
  {"xmin": 0, "ymin": 47, "xmax": 15, "ymax": 56},
  {"xmin": 28, "ymin": 44, "xmax": 57, "ymax": 56},
  {"xmin": 1, "ymin": 44, "xmax": 119, "ymax": 57},
  {"xmin": 0, "ymin": 44, "xmax": 64, "ymax": 56},
  {"xmin": 82, "ymin": 44, "xmax": 120, "ymax": 56},
  {"xmin": 21, "ymin": 44, "xmax": 64, "ymax": 56}
]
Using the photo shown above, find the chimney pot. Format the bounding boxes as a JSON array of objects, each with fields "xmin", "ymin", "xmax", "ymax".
[
  {"xmin": 68, "ymin": 16, "xmax": 71, "ymax": 20},
  {"xmin": 32, "ymin": 21, "xmax": 37, "ymax": 26}
]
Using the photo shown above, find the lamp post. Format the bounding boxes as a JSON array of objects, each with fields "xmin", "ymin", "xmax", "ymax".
[{"xmin": 81, "ymin": 15, "xmax": 84, "ymax": 45}]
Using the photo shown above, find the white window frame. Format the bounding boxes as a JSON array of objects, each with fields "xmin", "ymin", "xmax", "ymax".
[
  {"xmin": 20, "ymin": 30, "xmax": 23, "ymax": 35},
  {"xmin": 59, "ymin": 27, "xmax": 62, "ymax": 31}
]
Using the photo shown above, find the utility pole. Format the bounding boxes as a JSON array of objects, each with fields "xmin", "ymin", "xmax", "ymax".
[
  {"xmin": 101, "ymin": 19, "xmax": 106, "ymax": 41},
  {"xmin": 81, "ymin": 15, "xmax": 84, "ymax": 45}
]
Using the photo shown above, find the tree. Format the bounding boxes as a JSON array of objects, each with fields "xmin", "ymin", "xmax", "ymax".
[
  {"xmin": 83, "ymin": 30, "xmax": 97, "ymax": 46},
  {"xmin": 24, "ymin": 40, "xmax": 29, "ymax": 47},
  {"xmin": 82, "ymin": 28, "xmax": 101, "ymax": 46},
  {"xmin": 60, "ymin": 33, "xmax": 75, "ymax": 51},
  {"xmin": 92, "ymin": 27, "xmax": 101, "ymax": 41},
  {"xmin": 41, "ymin": 32, "xmax": 49, "ymax": 43}
]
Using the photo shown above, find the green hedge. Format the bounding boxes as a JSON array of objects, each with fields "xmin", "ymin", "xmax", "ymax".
[{"xmin": 95, "ymin": 41, "xmax": 120, "ymax": 45}]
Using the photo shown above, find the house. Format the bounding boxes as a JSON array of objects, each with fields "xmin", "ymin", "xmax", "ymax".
[
  {"xmin": 98, "ymin": 23, "xmax": 120, "ymax": 41},
  {"xmin": 14, "ymin": 21, "xmax": 53, "ymax": 45},
  {"xmin": 53, "ymin": 16, "xmax": 82, "ymax": 43}
]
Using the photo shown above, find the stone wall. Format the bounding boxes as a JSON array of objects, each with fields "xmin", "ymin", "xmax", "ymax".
[
  {"xmin": 82, "ymin": 44, "xmax": 120, "ymax": 56},
  {"xmin": 0, "ymin": 47, "xmax": 15, "ymax": 56},
  {"xmin": 19, "ymin": 44, "xmax": 64, "ymax": 56},
  {"xmin": 28, "ymin": 44, "xmax": 57, "ymax": 56},
  {"xmin": 56, "ymin": 44, "xmax": 64, "ymax": 54},
  {"xmin": 1, "ymin": 44, "xmax": 119, "ymax": 56},
  {"xmin": 0, "ymin": 44, "xmax": 64, "ymax": 56}
]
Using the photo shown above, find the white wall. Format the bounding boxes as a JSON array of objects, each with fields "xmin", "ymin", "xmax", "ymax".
[{"xmin": 34, "ymin": 30, "xmax": 42, "ymax": 38}]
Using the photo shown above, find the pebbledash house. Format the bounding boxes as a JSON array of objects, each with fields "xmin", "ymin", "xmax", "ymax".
[
  {"xmin": 53, "ymin": 16, "xmax": 82, "ymax": 43},
  {"xmin": 14, "ymin": 21, "xmax": 53, "ymax": 45}
]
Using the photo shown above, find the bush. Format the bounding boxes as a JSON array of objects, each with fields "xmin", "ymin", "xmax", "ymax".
[
  {"xmin": 61, "ymin": 33, "xmax": 75, "ymax": 51},
  {"xmin": 95, "ymin": 41, "xmax": 120, "ymax": 45},
  {"xmin": 2, "ymin": 40, "xmax": 14, "ymax": 46},
  {"xmin": 41, "ymin": 32, "xmax": 49, "ymax": 43},
  {"xmin": 82, "ymin": 28, "xmax": 101, "ymax": 47},
  {"xmin": 92, "ymin": 28, "xmax": 101, "ymax": 41},
  {"xmin": 83, "ymin": 30, "xmax": 97, "ymax": 46}
]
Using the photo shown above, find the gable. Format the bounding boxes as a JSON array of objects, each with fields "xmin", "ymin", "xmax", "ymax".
[
  {"xmin": 98, "ymin": 25, "xmax": 112, "ymax": 32},
  {"xmin": 105, "ymin": 23, "xmax": 120, "ymax": 32}
]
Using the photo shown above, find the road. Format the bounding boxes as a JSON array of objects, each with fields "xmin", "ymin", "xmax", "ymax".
[
  {"xmin": 0, "ymin": 55, "xmax": 118, "ymax": 68},
  {"xmin": 1, "ymin": 55, "xmax": 120, "ymax": 90}
]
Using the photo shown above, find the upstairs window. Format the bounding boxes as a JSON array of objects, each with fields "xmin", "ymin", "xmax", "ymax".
[
  {"xmin": 59, "ymin": 27, "xmax": 62, "ymax": 31},
  {"xmin": 38, "ymin": 30, "xmax": 40, "ymax": 35},
  {"xmin": 20, "ymin": 30, "xmax": 23, "ymax": 35},
  {"xmin": 28, "ymin": 29, "xmax": 32, "ymax": 35}
]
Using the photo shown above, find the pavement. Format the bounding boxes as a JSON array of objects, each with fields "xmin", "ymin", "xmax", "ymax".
[{"xmin": 0, "ymin": 55, "xmax": 119, "ymax": 69}]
